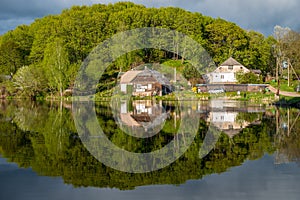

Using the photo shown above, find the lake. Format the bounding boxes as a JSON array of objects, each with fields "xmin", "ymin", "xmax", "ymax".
[{"xmin": 0, "ymin": 99, "xmax": 300, "ymax": 200}]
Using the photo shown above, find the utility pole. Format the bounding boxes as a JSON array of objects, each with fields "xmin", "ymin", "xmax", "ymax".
[
  {"xmin": 174, "ymin": 67, "xmax": 176, "ymax": 83},
  {"xmin": 288, "ymin": 59, "xmax": 290, "ymax": 87},
  {"xmin": 287, "ymin": 108, "xmax": 290, "ymax": 137},
  {"xmin": 276, "ymin": 56, "xmax": 280, "ymax": 96},
  {"xmin": 276, "ymin": 56, "xmax": 279, "ymax": 84}
]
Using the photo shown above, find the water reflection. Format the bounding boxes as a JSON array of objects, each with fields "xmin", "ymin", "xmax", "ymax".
[
  {"xmin": 115, "ymin": 100, "xmax": 169, "ymax": 138},
  {"xmin": 0, "ymin": 99, "xmax": 300, "ymax": 190},
  {"xmin": 200, "ymin": 100, "xmax": 265, "ymax": 138}
]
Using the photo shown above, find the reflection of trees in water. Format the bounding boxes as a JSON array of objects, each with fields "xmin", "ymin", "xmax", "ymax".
[
  {"xmin": 274, "ymin": 107, "xmax": 300, "ymax": 165},
  {"xmin": 0, "ymin": 101, "xmax": 299, "ymax": 189}
]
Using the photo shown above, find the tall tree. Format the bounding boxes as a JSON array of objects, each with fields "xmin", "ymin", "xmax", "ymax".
[
  {"xmin": 43, "ymin": 38, "xmax": 70, "ymax": 97},
  {"xmin": 204, "ymin": 19, "xmax": 248, "ymax": 65},
  {"xmin": 0, "ymin": 40, "xmax": 24, "ymax": 75}
]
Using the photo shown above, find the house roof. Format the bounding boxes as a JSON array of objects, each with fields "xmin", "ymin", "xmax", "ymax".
[
  {"xmin": 220, "ymin": 57, "xmax": 243, "ymax": 66},
  {"xmin": 251, "ymin": 69, "xmax": 262, "ymax": 74},
  {"xmin": 120, "ymin": 70, "xmax": 142, "ymax": 83},
  {"xmin": 221, "ymin": 128, "xmax": 243, "ymax": 138},
  {"xmin": 122, "ymin": 68, "xmax": 171, "ymax": 85},
  {"xmin": 136, "ymin": 68, "xmax": 171, "ymax": 85},
  {"xmin": 120, "ymin": 113, "xmax": 141, "ymax": 126}
]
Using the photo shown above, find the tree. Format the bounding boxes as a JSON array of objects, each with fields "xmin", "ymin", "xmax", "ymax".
[
  {"xmin": 243, "ymin": 31, "xmax": 275, "ymax": 76},
  {"xmin": 0, "ymin": 40, "xmax": 24, "ymax": 75},
  {"xmin": 0, "ymin": 2, "xmax": 279, "ymax": 97},
  {"xmin": 182, "ymin": 63, "xmax": 202, "ymax": 85},
  {"xmin": 43, "ymin": 38, "xmax": 70, "ymax": 97},
  {"xmin": 279, "ymin": 29, "xmax": 300, "ymax": 76},
  {"xmin": 0, "ymin": 25, "xmax": 34, "ymax": 75},
  {"xmin": 13, "ymin": 65, "xmax": 47, "ymax": 99},
  {"xmin": 204, "ymin": 19, "xmax": 248, "ymax": 65}
]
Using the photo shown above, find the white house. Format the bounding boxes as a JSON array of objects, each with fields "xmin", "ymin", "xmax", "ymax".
[
  {"xmin": 208, "ymin": 111, "xmax": 251, "ymax": 138},
  {"xmin": 205, "ymin": 57, "xmax": 250, "ymax": 84}
]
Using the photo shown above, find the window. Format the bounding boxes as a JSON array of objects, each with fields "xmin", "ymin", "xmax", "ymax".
[
  {"xmin": 221, "ymin": 75, "xmax": 224, "ymax": 79},
  {"xmin": 228, "ymin": 65, "xmax": 233, "ymax": 70}
]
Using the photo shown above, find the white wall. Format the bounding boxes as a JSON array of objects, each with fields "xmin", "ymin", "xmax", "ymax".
[
  {"xmin": 211, "ymin": 112, "xmax": 237, "ymax": 122},
  {"xmin": 121, "ymin": 84, "xmax": 127, "ymax": 93},
  {"xmin": 210, "ymin": 72, "xmax": 236, "ymax": 83}
]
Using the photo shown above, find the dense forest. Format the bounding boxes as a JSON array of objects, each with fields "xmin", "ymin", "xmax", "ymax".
[{"xmin": 0, "ymin": 2, "xmax": 299, "ymax": 99}]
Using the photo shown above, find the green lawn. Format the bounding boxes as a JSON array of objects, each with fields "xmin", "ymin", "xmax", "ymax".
[{"xmin": 269, "ymin": 79, "xmax": 300, "ymax": 92}]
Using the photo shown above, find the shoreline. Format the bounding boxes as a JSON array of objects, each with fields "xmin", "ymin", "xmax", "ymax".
[{"xmin": 2, "ymin": 91, "xmax": 300, "ymax": 108}]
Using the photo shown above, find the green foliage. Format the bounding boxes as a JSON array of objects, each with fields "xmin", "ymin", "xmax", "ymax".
[
  {"xmin": 182, "ymin": 63, "xmax": 201, "ymax": 80},
  {"xmin": 12, "ymin": 65, "xmax": 47, "ymax": 98},
  {"xmin": 236, "ymin": 72, "xmax": 263, "ymax": 84},
  {"xmin": 43, "ymin": 38, "xmax": 70, "ymax": 96},
  {"xmin": 0, "ymin": 40, "xmax": 24, "ymax": 74},
  {"xmin": 244, "ymin": 31, "xmax": 276, "ymax": 75},
  {"xmin": 0, "ymin": 25, "xmax": 34, "ymax": 75},
  {"xmin": 204, "ymin": 19, "xmax": 248, "ymax": 65},
  {"xmin": 0, "ymin": 2, "xmax": 276, "ymax": 97}
]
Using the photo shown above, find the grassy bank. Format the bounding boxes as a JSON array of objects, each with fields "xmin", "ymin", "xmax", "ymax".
[{"xmin": 4, "ymin": 90, "xmax": 300, "ymax": 108}]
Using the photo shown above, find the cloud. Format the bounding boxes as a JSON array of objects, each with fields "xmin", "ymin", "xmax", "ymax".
[
  {"xmin": 0, "ymin": 0, "xmax": 89, "ymax": 34},
  {"xmin": 135, "ymin": 0, "xmax": 300, "ymax": 35},
  {"xmin": 0, "ymin": 18, "xmax": 34, "ymax": 34},
  {"xmin": 0, "ymin": 0, "xmax": 299, "ymax": 35},
  {"xmin": 126, "ymin": 0, "xmax": 300, "ymax": 35},
  {"xmin": 194, "ymin": 0, "xmax": 300, "ymax": 35}
]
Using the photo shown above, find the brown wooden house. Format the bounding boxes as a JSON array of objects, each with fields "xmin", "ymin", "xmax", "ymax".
[{"xmin": 120, "ymin": 68, "xmax": 173, "ymax": 96}]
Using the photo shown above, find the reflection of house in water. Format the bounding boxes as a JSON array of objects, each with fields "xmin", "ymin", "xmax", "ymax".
[
  {"xmin": 118, "ymin": 100, "xmax": 169, "ymax": 138},
  {"xmin": 199, "ymin": 99, "xmax": 265, "ymax": 138},
  {"xmin": 116, "ymin": 98, "xmax": 266, "ymax": 138},
  {"xmin": 120, "ymin": 68, "xmax": 173, "ymax": 96},
  {"xmin": 208, "ymin": 112, "xmax": 251, "ymax": 138}
]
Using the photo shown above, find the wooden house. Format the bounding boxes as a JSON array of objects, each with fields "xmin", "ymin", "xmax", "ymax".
[{"xmin": 120, "ymin": 68, "xmax": 172, "ymax": 96}]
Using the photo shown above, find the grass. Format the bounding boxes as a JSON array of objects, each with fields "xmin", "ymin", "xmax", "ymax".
[
  {"xmin": 161, "ymin": 60, "xmax": 186, "ymax": 72},
  {"xmin": 269, "ymin": 79, "xmax": 300, "ymax": 92}
]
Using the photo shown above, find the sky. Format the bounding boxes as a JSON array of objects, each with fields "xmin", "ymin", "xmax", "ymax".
[{"xmin": 0, "ymin": 0, "xmax": 299, "ymax": 36}]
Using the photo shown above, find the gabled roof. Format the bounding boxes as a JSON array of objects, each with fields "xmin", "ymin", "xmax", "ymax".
[
  {"xmin": 120, "ymin": 113, "xmax": 141, "ymax": 126},
  {"xmin": 120, "ymin": 70, "xmax": 142, "ymax": 83},
  {"xmin": 220, "ymin": 57, "xmax": 243, "ymax": 66},
  {"xmin": 137, "ymin": 68, "xmax": 170, "ymax": 85},
  {"xmin": 121, "ymin": 68, "xmax": 171, "ymax": 85}
]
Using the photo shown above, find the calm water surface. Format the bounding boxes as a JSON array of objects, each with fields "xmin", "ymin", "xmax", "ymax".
[{"xmin": 0, "ymin": 99, "xmax": 300, "ymax": 200}]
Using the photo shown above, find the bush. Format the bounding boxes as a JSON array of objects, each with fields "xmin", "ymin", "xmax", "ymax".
[{"xmin": 236, "ymin": 72, "xmax": 263, "ymax": 84}]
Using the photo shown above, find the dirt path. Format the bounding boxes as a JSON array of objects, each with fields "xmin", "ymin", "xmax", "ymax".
[{"xmin": 267, "ymin": 85, "xmax": 300, "ymax": 97}]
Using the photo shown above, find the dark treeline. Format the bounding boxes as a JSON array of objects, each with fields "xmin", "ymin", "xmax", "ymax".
[{"xmin": 0, "ymin": 2, "xmax": 280, "ymax": 98}]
